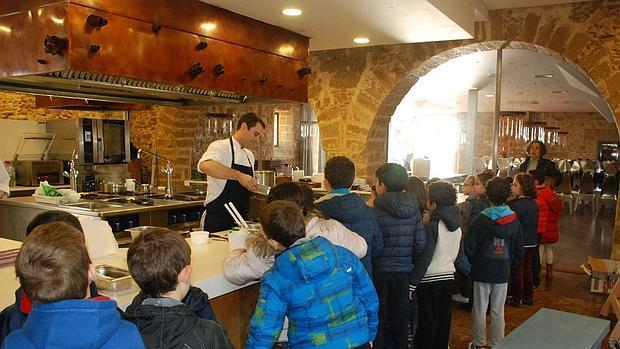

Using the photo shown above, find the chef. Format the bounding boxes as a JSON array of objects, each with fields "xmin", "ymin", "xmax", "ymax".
[{"xmin": 197, "ymin": 113, "xmax": 265, "ymax": 233}]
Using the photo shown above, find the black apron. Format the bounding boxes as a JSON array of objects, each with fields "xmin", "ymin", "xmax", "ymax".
[{"xmin": 202, "ymin": 137, "xmax": 253, "ymax": 233}]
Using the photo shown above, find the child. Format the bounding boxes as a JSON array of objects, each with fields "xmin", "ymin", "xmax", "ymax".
[
  {"xmin": 315, "ymin": 156, "xmax": 383, "ymax": 275},
  {"xmin": 2, "ymin": 222, "xmax": 144, "ymax": 349},
  {"xmin": 406, "ymin": 175, "xmax": 428, "ymax": 215},
  {"xmin": 370, "ymin": 163, "xmax": 426, "ymax": 349},
  {"xmin": 409, "ymin": 181, "xmax": 464, "ymax": 349},
  {"xmin": 458, "ymin": 172, "xmax": 493, "ymax": 308},
  {"xmin": 465, "ymin": 177, "xmax": 523, "ymax": 349},
  {"xmin": 532, "ymin": 170, "xmax": 562, "ymax": 280},
  {"xmin": 224, "ymin": 181, "xmax": 367, "ymax": 285},
  {"xmin": 0, "ymin": 210, "xmax": 95, "ymax": 346},
  {"xmin": 462, "ymin": 175, "xmax": 476, "ymax": 196},
  {"xmin": 125, "ymin": 228, "xmax": 232, "ymax": 348},
  {"xmin": 508, "ymin": 173, "xmax": 539, "ymax": 307},
  {"xmin": 462, "ymin": 172, "xmax": 494, "ymax": 234},
  {"xmin": 246, "ymin": 200, "xmax": 378, "ymax": 349}
]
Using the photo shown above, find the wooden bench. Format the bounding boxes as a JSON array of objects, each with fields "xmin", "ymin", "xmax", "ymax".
[{"xmin": 494, "ymin": 308, "xmax": 609, "ymax": 349}]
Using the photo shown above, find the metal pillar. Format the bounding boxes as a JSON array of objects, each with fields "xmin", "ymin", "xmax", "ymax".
[{"xmin": 492, "ymin": 48, "xmax": 503, "ymax": 173}]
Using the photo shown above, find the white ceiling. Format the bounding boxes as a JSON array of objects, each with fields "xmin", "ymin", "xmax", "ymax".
[
  {"xmin": 203, "ymin": 0, "xmax": 595, "ymax": 51},
  {"xmin": 399, "ymin": 48, "xmax": 613, "ymax": 118}
]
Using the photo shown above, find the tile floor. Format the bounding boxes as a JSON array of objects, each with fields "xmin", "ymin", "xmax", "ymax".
[{"xmin": 449, "ymin": 207, "xmax": 615, "ymax": 348}]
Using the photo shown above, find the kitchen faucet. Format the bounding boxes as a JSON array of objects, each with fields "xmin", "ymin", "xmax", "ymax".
[
  {"xmin": 62, "ymin": 149, "xmax": 79, "ymax": 192},
  {"xmin": 137, "ymin": 148, "xmax": 174, "ymax": 198}
]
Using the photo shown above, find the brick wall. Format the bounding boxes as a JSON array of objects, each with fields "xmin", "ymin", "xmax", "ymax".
[{"xmin": 130, "ymin": 103, "xmax": 302, "ymax": 189}]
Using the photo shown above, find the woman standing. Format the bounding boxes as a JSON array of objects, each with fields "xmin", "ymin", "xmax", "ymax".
[{"xmin": 519, "ymin": 140, "xmax": 562, "ymax": 186}]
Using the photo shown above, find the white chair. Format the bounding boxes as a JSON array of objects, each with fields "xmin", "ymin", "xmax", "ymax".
[
  {"xmin": 597, "ymin": 174, "xmax": 618, "ymax": 217},
  {"xmin": 574, "ymin": 171, "xmax": 596, "ymax": 215},
  {"xmin": 557, "ymin": 172, "xmax": 574, "ymax": 214}
]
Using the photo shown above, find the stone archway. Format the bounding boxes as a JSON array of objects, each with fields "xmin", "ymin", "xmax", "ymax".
[{"xmin": 365, "ymin": 40, "xmax": 617, "ymax": 176}]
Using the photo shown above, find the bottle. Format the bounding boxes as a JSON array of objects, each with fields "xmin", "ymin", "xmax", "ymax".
[{"xmin": 4, "ymin": 161, "xmax": 15, "ymax": 187}]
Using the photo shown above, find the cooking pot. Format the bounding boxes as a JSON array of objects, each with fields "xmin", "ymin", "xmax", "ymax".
[
  {"xmin": 101, "ymin": 181, "xmax": 126, "ymax": 194},
  {"xmin": 254, "ymin": 170, "xmax": 275, "ymax": 187}
]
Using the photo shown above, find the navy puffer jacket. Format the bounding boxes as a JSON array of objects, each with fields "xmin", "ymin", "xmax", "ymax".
[
  {"xmin": 372, "ymin": 191, "xmax": 426, "ymax": 273},
  {"xmin": 315, "ymin": 193, "xmax": 383, "ymax": 275}
]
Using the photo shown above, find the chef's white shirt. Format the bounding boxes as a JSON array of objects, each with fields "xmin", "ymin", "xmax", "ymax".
[{"xmin": 197, "ymin": 137, "xmax": 255, "ymax": 205}]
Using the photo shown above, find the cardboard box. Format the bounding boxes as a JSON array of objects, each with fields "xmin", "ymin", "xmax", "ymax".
[{"xmin": 582, "ymin": 257, "xmax": 620, "ymax": 294}]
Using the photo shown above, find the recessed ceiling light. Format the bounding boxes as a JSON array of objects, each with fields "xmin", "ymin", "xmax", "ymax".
[
  {"xmin": 534, "ymin": 74, "xmax": 554, "ymax": 78},
  {"xmin": 485, "ymin": 94, "xmax": 494, "ymax": 98},
  {"xmin": 552, "ymin": 90, "xmax": 568, "ymax": 94},
  {"xmin": 353, "ymin": 37, "xmax": 370, "ymax": 44},
  {"xmin": 282, "ymin": 8, "xmax": 302, "ymax": 16}
]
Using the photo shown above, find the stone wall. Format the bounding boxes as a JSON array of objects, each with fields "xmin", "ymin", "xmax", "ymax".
[
  {"xmin": 0, "ymin": 92, "xmax": 124, "ymax": 120},
  {"xmin": 308, "ymin": 0, "xmax": 620, "ymax": 258},
  {"xmin": 130, "ymin": 103, "xmax": 302, "ymax": 189},
  {"xmin": 0, "ymin": 91, "xmax": 302, "ymax": 190}
]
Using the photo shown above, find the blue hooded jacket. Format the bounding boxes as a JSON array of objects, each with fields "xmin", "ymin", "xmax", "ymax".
[
  {"xmin": 315, "ymin": 192, "xmax": 383, "ymax": 274},
  {"xmin": 1, "ymin": 299, "xmax": 144, "ymax": 349},
  {"xmin": 464, "ymin": 205, "xmax": 524, "ymax": 284},
  {"xmin": 372, "ymin": 191, "xmax": 426, "ymax": 273},
  {"xmin": 246, "ymin": 237, "xmax": 379, "ymax": 349}
]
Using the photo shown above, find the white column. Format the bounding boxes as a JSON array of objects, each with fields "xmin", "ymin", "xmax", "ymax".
[{"xmin": 465, "ymin": 88, "xmax": 478, "ymax": 175}]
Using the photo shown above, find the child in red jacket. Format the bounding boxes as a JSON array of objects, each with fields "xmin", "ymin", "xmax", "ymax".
[{"xmin": 531, "ymin": 170, "xmax": 561, "ymax": 280}]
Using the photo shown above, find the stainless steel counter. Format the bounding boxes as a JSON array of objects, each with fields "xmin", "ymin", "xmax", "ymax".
[{"xmin": 0, "ymin": 194, "xmax": 204, "ymax": 241}]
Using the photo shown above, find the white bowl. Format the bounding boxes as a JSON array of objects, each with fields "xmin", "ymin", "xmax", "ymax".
[{"xmin": 190, "ymin": 231, "xmax": 210, "ymax": 245}]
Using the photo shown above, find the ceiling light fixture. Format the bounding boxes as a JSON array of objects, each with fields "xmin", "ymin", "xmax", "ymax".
[
  {"xmin": 552, "ymin": 90, "xmax": 568, "ymax": 94},
  {"xmin": 353, "ymin": 37, "xmax": 370, "ymax": 44},
  {"xmin": 282, "ymin": 8, "xmax": 302, "ymax": 16},
  {"xmin": 534, "ymin": 74, "xmax": 554, "ymax": 78},
  {"xmin": 485, "ymin": 94, "xmax": 494, "ymax": 98}
]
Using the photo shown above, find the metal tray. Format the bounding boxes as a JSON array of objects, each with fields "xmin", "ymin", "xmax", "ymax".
[{"xmin": 94, "ymin": 265, "xmax": 133, "ymax": 292}]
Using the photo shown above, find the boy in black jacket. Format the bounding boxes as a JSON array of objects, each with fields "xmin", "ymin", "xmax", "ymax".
[
  {"xmin": 465, "ymin": 177, "xmax": 524, "ymax": 349},
  {"xmin": 370, "ymin": 163, "xmax": 426, "ymax": 349},
  {"xmin": 409, "ymin": 181, "xmax": 465, "ymax": 349},
  {"xmin": 125, "ymin": 228, "xmax": 232, "ymax": 349},
  {"xmin": 315, "ymin": 156, "xmax": 383, "ymax": 275}
]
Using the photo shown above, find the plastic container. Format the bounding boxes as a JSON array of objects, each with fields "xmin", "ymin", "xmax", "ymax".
[
  {"xmin": 190, "ymin": 231, "xmax": 210, "ymax": 245},
  {"xmin": 229, "ymin": 227, "xmax": 249, "ymax": 251}
]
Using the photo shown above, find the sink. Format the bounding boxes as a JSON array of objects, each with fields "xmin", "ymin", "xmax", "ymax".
[{"xmin": 60, "ymin": 201, "xmax": 122, "ymax": 211}]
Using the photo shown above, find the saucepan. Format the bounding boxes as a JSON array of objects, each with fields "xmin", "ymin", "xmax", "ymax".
[
  {"xmin": 254, "ymin": 170, "xmax": 275, "ymax": 187},
  {"xmin": 101, "ymin": 181, "xmax": 126, "ymax": 194}
]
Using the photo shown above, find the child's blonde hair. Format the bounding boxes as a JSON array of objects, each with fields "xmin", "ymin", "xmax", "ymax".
[{"xmin": 464, "ymin": 175, "xmax": 475, "ymax": 186}]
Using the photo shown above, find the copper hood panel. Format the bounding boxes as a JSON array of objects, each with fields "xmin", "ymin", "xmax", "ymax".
[{"xmin": 0, "ymin": 0, "xmax": 310, "ymax": 106}]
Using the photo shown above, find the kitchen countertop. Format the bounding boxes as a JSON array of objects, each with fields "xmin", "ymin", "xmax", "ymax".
[
  {"xmin": 0, "ymin": 195, "xmax": 204, "ymax": 218},
  {"xmin": 0, "ymin": 236, "xmax": 254, "ymax": 310},
  {"xmin": 9, "ymin": 185, "xmax": 70, "ymax": 192}
]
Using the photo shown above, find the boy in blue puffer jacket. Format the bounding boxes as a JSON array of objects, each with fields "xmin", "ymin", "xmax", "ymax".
[
  {"xmin": 315, "ymin": 156, "xmax": 383, "ymax": 275},
  {"xmin": 247, "ymin": 200, "xmax": 378, "ymax": 349},
  {"xmin": 370, "ymin": 163, "xmax": 426, "ymax": 349}
]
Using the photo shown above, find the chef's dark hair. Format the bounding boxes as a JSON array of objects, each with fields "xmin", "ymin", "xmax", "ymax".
[
  {"xmin": 526, "ymin": 140, "xmax": 547, "ymax": 157},
  {"xmin": 236, "ymin": 112, "xmax": 266, "ymax": 130}
]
